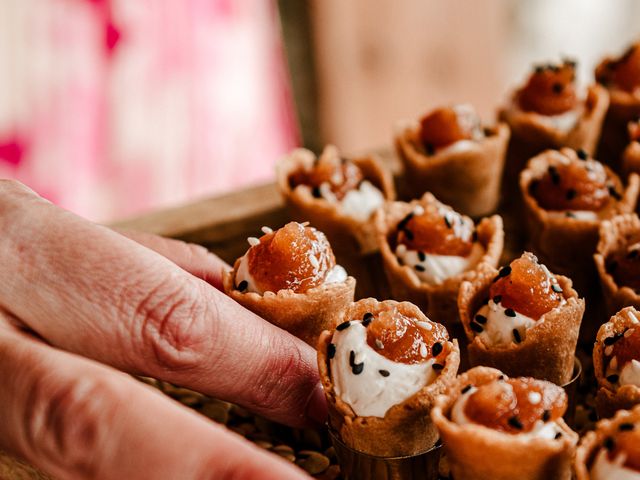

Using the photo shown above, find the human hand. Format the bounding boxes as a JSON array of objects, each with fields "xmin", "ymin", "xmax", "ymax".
[{"xmin": 0, "ymin": 180, "xmax": 325, "ymax": 479}]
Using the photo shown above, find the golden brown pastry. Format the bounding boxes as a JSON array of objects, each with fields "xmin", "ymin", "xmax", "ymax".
[
  {"xmin": 622, "ymin": 118, "xmax": 640, "ymax": 178},
  {"xmin": 395, "ymin": 104, "xmax": 509, "ymax": 217},
  {"xmin": 432, "ymin": 366, "xmax": 578, "ymax": 480},
  {"xmin": 222, "ymin": 222, "xmax": 356, "ymax": 346},
  {"xmin": 318, "ymin": 298, "xmax": 459, "ymax": 457},
  {"xmin": 458, "ymin": 252, "xmax": 584, "ymax": 385}
]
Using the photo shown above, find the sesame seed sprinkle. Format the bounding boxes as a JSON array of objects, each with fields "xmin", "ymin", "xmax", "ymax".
[
  {"xmin": 555, "ymin": 432, "xmax": 563, "ymax": 439},
  {"xmin": 432, "ymin": 363, "xmax": 444, "ymax": 371},
  {"xmin": 619, "ymin": 422, "xmax": 635, "ymax": 431},
  {"xmin": 508, "ymin": 416, "xmax": 523, "ymax": 430},
  {"xmin": 432, "ymin": 342, "xmax": 443, "ymax": 356},
  {"xmin": 375, "ymin": 339, "xmax": 384, "ymax": 350},
  {"xmin": 327, "ymin": 343, "xmax": 336, "ymax": 359},
  {"xmin": 513, "ymin": 329, "xmax": 522, "ymax": 343},
  {"xmin": 542, "ymin": 410, "xmax": 551, "ymax": 422},
  {"xmin": 261, "ymin": 226, "xmax": 273, "ymax": 234},
  {"xmin": 470, "ymin": 322, "xmax": 484, "ymax": 333},
  {"xmin": 505, "ymin": 308, "xmax": 517, "ymax": 318},
  {"xmin": 607, "ymin": 374, "xmax": 620, "ymax": 383},
  {"xmin": 379, "ymin": 369, "xmax": 390, "ymax": 377},
  {"xmin": 475, "ymin": 314, "xmax": 487, "ymax": 324},
  {"xmin": 237, "ymin": 280, "xmax": 248, "ymax": 292},
  {"xmin": 461, "ymin": 384, "xmax": 473, "ymax": 394},
  {"xmin": 336, "ymin": 321, "xmax": 351, "ymax": 331},
  {"xmin": 247, "ymin": 237, "xmax": 261, "ymax": 247}
]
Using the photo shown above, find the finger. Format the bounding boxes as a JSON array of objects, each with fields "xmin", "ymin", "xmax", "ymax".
[
  {"xmin": 113, "ymin": 229, "xmax": 227, "ymax": 289},
  {"xmin": 0, "ymin": 180, "xmax": 326, "ymax": 428},
  {"xmin": 0, "ymin": 316, "xmax": 309, "ymax": 480}
]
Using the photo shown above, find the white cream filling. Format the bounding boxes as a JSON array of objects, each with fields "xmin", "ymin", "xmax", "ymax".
[
  {"xmin": 396, "ymin": 243, "xmax": 484, "ymax": 285},
  {"xmin": 506, "ymin": 101, "xmax": 581, "ymax": 133},
  {"xmin": 334, "ymin": 180, "xmax": 385, "ymax": 221},
  {"xmin": 451, "ymin": 385, "xmax": 564, "ymax": 440},
  {"xmin": 548, "ymin": 210, "xmax": 599, "ymax": 221},
  {"xmin": 475, "ymin": 300, "xmax": 537, "ymax": 347},
  {"xmin": 330, "ymin": 321, "xmax": 437, "ymax": 418},
  {"xmin": 610, "ymin": 359, "xmax": 640, "ymax": 388},
  {"xmin": 591, "ymin": 448, "xmax": 640, "ymax": 480},
  {"xmin": 235, "ymin": 252, "xmax": 347, "ymax": 295}
]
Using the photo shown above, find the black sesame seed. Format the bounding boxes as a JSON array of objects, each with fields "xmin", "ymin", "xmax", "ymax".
[
  {"xmin": 470, "ymin": 322, "xmax": 484, "ymax": 333},
  {"xmin": 418, "ymin": 251, "xmax": 426, "ymax": 262},
  {"xmin": 362, "ymin": 312, "xmax": 374, "ymax": 327},
  {"xmin": 432, "ymin": 363, "xmax": 445, "ymax": 371},
  {"xmin": 432, "ymin": 342, "xmax": 443, "ymax": 356},
  {"xmin": 576, "ymin": 149, "xmax": 588, "ymax": 160},
  {"xmin": 609, "ymin": 185, "xmax": 622, "ymax": 200},
  {"xmin": 542, "ymin": 410, "xmax": 551, "ymax": 422},
  {"xmin": 513, "ymin": 329, "xmax": 522, "ymax": 344},
  {"xmin": 237, "ymin": 280, "xmax": 248, "ymax": 292},
  {"xmin": 461, "ymin": 384, "xmax": 473, "ymax": 394},
  {"xmin": 552, "ymin": 82, "xmax": 564, "ymax": 94},
  {"xmin": 604, "ymin": 333, "xmax": 624, "ymax": 346},
  {"xmin": 498, "ymin": 375, "xmax": 505, "ymax": 381},
  {"xmin": 312, "ymin": 186, "xmax": 322, "ymax": 198},
  {"xmin": 349, "ymin": 350, "xmax": 356, "ymax": 366},
  {"xmin": 379, "ymin": 369, "xmax": 390, "ymax": 377},
  {"xmin": 475, "ymin": 314, "xmax": 487, "ymax": 324},
  {"xmin": 548, "ymin": 166, "xmax": 561, "ymax": 185},
  {"xmin": 565, "ymin": 212, "xmax": 576, "ymax": 218},
  {"xmin": 352, "ymin": 362, "xmax": 364, "ymax": 375},
  {"xmin": 607, "ymin": 374, "xmax": 620, "ymax": 383},
  {"xmin": 444, "ymin": 216, "xmax": 452, "ymax": 229},
  {"xmin": 619, "ymin": 422, "xmax": 635, "ymax": 431},
  {"xmin": 415, "ymin": 264, "xmax": 426, "ymax": 272},
  {"xmin": 508, "ymin": 416, "xmax": 523, "ymax": 430},
  {"xmin": 534, "ymin": 65, "xmax": 545, "ymax": 74},
  {"xmin": 498, "ymin": 266, "xmax": 512, "ymax": 278},
  {"xmin": 425, "ymin": 143, "xmax": 435, "ymax": 156},
  {"xmin": 552, "ymin": 284, "xmax": 563, "ymax": 293},
  {"xmin": 604, "ymin": 437, "xmax": 616, "ymax": 451},
  {"xmin": 493, "ymin": 295, "xmax": 502, "ymax": 303},
  {"xmin": 404, "ymin": 229, "xmax": 414, "ymax": 241},
  {"xmin": 505, "ymin": 308, "xmax": 517, "ymax": 317},
  {"xmin": 336, "ymin": 321, "xmax": 351, "ymax": 331},
  {"xmin": 554, "ymin": 432, "xmax": 563, "ymax": 439},
  {"xmin": 328, "ymin": 343, "xmax": 336, "ymax": 359},
  {"xmin": 566, "ymin": 188, "xmax": 577, "ymax": 201},
  {"xmin": 397, "ymin": 212, "xmax": 414, "ymax": 231}
]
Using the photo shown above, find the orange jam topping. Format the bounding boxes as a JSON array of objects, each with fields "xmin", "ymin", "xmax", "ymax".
[
  {"xmin": 596, "ymin": 42, "xmax": 640, "ymax": 93},
  {"xmin": 603, "ymin": 425, "xmax": 640, "ymax": 471},
  {"xmin": 396, "ymin": 205, "xmax": 474, "ymax": 257},
  {"xmin": 530, "ymin": 152, "xmax": 613, "ymax": 212},
  {"xmin": 244, "ymin": 222, "xmax": 336, "ymax": 293},
  {"xmin": 489, "ymin": 252, "xmax": 564, "ymax": 319},
  {"xmin": 518, "ymin": 60, "xmax": 578, "ymax": 116},
  {"xmin": 365, "ymin": 306, "xmax": 449, "ymax": 365},
  {"xmin": 629, "ymin": 119, "xmax": 640, "ymax": 142},
  {"xmin": 464, "ymin": 377, "xmax": 566, "ymax": 434},
  {"xmin": 419, "ymin": 105, "xmax": 482, "ymax": 152},
  {"xmin": 289, "ymin": 155, "xmax": 363, "ymax": 201},
  {"xmin": 608, "ymin": 243, "xmax": 640, "ymax": 292},
  {"xmin": 606, "ymin": 327, "xmax": 640, "ymax": 370}
]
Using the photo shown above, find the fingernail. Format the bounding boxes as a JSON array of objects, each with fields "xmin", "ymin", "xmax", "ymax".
[{"xmin": 304, "ymin": 382, "xmax": 328, "ymax": 427}]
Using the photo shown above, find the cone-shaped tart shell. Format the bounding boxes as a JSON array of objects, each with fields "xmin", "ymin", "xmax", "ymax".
[
  {"xmin": 395, "ymin": 122, "xmax": 509, "ymax": 217},
  {"xmin": 277, "ymin": 146, "xmax": 395, "ymax": 255},
  {"xmin": 593, "ymin": 307, "xmax": 640, "ymax": 418},
  {"xmin": 458, "ymin": 262, "xmax": 584, "ymax": 385},
  {"xmin": 222, "ymin": 259, "xmax": 356, "ymax": 347},
  {"xmin": 432, "ymin": 366, "xmax": 578, "ymax": 480},
  {"xmin": 375, "ymin": 192, "xmax": 504, "ymax": 332},
  {"xmin": 594, "ymin": 214, "xmax": 640, "ymax": 316},
  {"xmin": 317, "ymin": 298, "xmax": 460, "ymax": 457},
  {"xmin": 575, "ymin": 405, "xmax": 640, "ymax": 479}
]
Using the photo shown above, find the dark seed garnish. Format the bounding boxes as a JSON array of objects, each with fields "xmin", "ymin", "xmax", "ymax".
[
  {"xmin": 432, "ymin": 363, "xmax": 445, "ymax": 371},
  {"xmin": 542, "ymin": 410, "xmax": 551, "ymax": 422},
  {"xmin": 425, "ymin": 143, "xmax": 435, "ymax": 156},
  {"xmin": 607, "ymin": 374, "xmax": 620, "ymax": 383},
  {"xmin": 312, "ymin": 186, "xmax": 322, "ymax": 198},
  {"xmin": 417, "ymin": 250, "xmax": 426, "ymax": 262},
  {"xmin": 470, "ymin": 322, "xmax": 484, "ymax": 333},
  {"xmin": 552, "ymin": 82, "xmax": 563, "ymax": 94},
  {"xmin": 604, "ymin": 437, "xmax": 616, "ymax": 451},
  {"xmin": 404, "ymin": 229, "xmax": 414, "ymax": 241},
  {"xmin": 566, "ymin": 188, "xmax": 577, "ymax": 201},
  {"xmin": 619, "ymin": 422, "xmax": 635, "ymax": 431},
  {"xmin": 337, "ymin": 321, "xmax": 351, "ymax": 331},
  {"xmin": 328, "ymin": 343, "xmax": 336, "ymax": 359},
  {"xmin": 498, "ymin": 375, "xmax": 505, "ymax": 381},
  {"xmin": 504, "ymin": 308, "xmax": 517, "ymax": 317},
  {"xmin": 379, "ymin": 369, "xmax": 390, "ymax": 377},
  {"xmin": 461, "ymin": 384, "xmax": 473, "ymax": 394},
  {"xmin": 513, "ymin": 329, "xmax": 522, "ymax": 344},
  {"xmin": 493, "ymin": 295, "xmax": 502, "ymax": 304},
  {"xmin": 609, "ymin": 185, "xmax": 622, "ymax": 200},
  {"xmin": 349, "ymin": 350, "xmax": 356, "ymax": 366},
  {"xmin": 555, "ymin": 432, "xmax": 563, "ymax": 439},
  {"xmin": 362, "ymin": 312, "xmax": 374, "ymax": 327},
  {"xmin": 475, "ymin": 314, "xmax": 487, "ymax": 324},
  {"xmin": 444, "ymin": 216, "xmax": 452, "ymax": 229},
  {"xmin": 565, "ymin": 212, "xmax": 576, "ymax": 218},
  {"xmin": 237, "ymin": 280, "xmax": 248, "ymax": 292},
  {"xmin": 508, "ymin": 416, "xmax": 523, "ymax": 430},
  {"xmin": 498, "ymin": 266, "xmax": 512, "ymax": 278},
  {"xmin": 535, "ymin": 65, "xmax": 545, "ymax": 74},
  {"xmin": 397, "ymin": 212, "xmax": 414, "ymax": 231},
  {"xmin": 552, "ymin": 284, "xmax": 563, "ymax": 293},
  {"xmin": 432, "ymin": 342, "xmax": 443, "ymax": 356},
  {"xmin": 576, "ymin": 149, "xmax": 588, "ymax": 160},
  {"xmin": 415, "ymin": 264, "xmax": 426, "ymax": 272},
  {"xmin": 352, "ymin": 363, "xmax": 364, "ymax": 375},
  {"xmin": 548, "ymin": 166, "xmax": 561, "ymax": 185},
  {"xmin": 604, "ymin": 333, "xmax": 624, "ymax": 346}
]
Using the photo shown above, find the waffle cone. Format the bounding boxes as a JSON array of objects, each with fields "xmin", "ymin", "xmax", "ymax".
[
  {"xmin": 222, "ymin": 259, "xmax": 356, "ymax": 347},
  {"xmin": 317, "ymin": 299, "xmax": 460, "ymax": 457},
  {"xmin": 276, "ymin": 146, "xmax": 395, "ymax": 255},
  {"xmin": 593, "ymin": 306, "xmax": 640, "ymax": 418},
  {"xmin": 575, "ymin": 405, "xmax": 640, "ymax": 479},
  {"xmin": 458, "ymin": 261, "xmax": 584, "ymax": 385},
  {"xmin": 394, "ymin": 123, "xmax": 509, "ymax": 217},
  {"xmin": 375, "ymin": 193, "xmax": 504, "ymax": 332},
  {"xmin": 431, "ymin": 366, "xmax": 578, "ymax": 480}
]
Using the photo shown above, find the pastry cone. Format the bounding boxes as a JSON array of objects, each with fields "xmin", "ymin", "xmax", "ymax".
[
  {"xmin": 575, "ymin": 405, "xmax": 640, "ymax": 480},
  {"xmin": 276, "ymin": 145, "xmax": 395, "ymax": 255},
  {"xmin": 520, "ymin": 148, "xmax": 640, "ymax": 285},
  {"xmin": 317, "ymin": 298, "xmax": 460, "ymax": 457},
  {"xmin": 593, "ymin": 307, "xmax": 640, "ymax": 419},
  {"xmin": 395, "ymin": 122, "xmax": 509, "ymax": 217},
  {"xmin": 622, "ymin": 140, "xmax": 640, "ymax": 178},
  {"xmin": 431, "ymin": 366, "xmax": 578, "ymax": 480},
  {"xmin": 459, "ymin": 261, "xmax": 584, "ymax": 385},
  {"xmin": 375, "ymin": 192, "xmax": 504, "ymax": 332},
  {"xmin": 594, "ymin": 214, "xmax": 640, "ymax": 316}
]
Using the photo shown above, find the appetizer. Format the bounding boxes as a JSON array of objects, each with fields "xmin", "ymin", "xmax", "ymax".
[
  {"xmin": 376, "ymin": 192, "xmax": 503, "ymax": 333},
  {"xmin": 222, "ymin": 222, "xmax": 356, "ymax": 346},
  {"xmin": 459, "ymin": 252, "xmax": 584, "ymax": 385},
  {"xmin": 596, "ymin": 41, "xmax": 640, "ymax": 168},
  {"xmin": 318, "ymin": 299, "xmax": 459, "ymax": 457},
  {"xmin": 277, "ymin": 145, "xmax": 394, "ymax": 254},
  {"xmin": 395, "ymin": 104, "xmax": 510, "ymax": 217},
  {"xmin": 595, "ymin": 214, "xmax": 640, "ymax": 316},
  {"xmin": 432, "ymin": 367, "xmax": 578, "ymax": 480},
  {"xmin": 594, "ymin": 307, "xmax": 640, "ymax": 418},
  {"xmin": 575, "ymin": 406, "xmax": 640, "ymax": 480},
  {"xmin": 622, "ymin": 118, "xmax": 640, "ymax": 178},
  {"xmin": 520, "ymin": 147, "xmax": 639, "ymax": 290}
]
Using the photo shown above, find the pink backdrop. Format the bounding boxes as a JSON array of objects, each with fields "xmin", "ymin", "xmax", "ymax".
[{"xmin": 0, "ymin": 0, "xmax": 299, "ymax": 221}]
